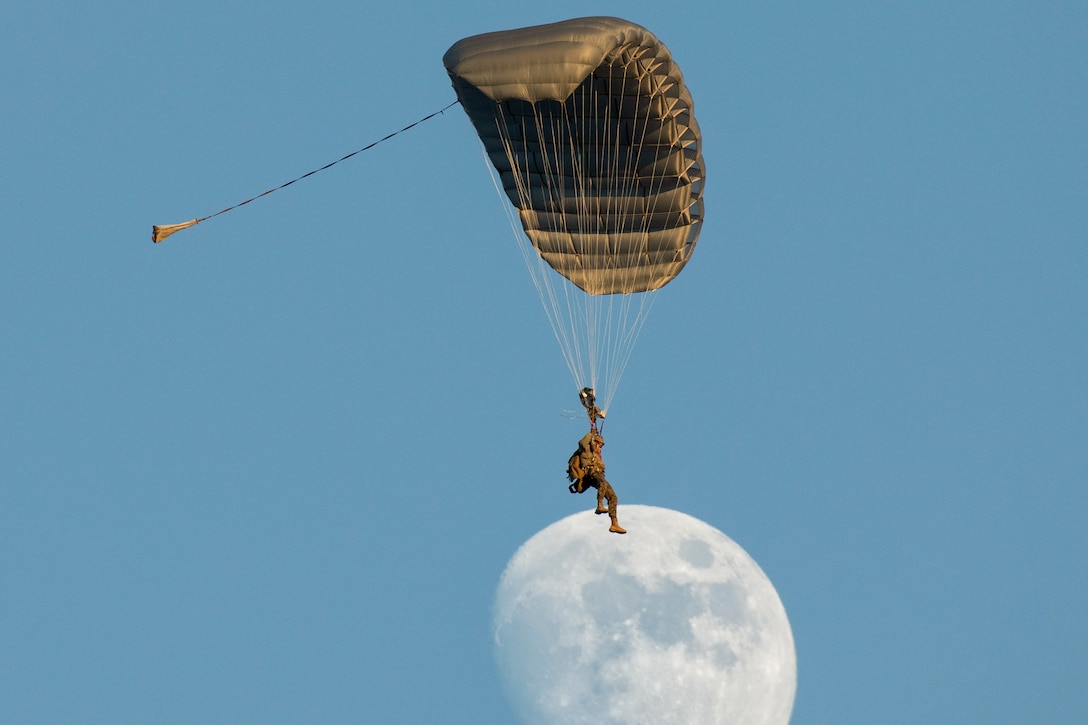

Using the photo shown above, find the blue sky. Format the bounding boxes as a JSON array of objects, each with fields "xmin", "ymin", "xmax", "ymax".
[{"xmin": 2, "ymin": 2, "xmax": 1085, "ymax": 723}]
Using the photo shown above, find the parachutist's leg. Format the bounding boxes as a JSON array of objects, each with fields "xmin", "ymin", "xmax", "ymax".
[
  {"xmin": 599, "ymin": 480, "xmax": 625, "ymax": 534},
  {"xmin": 591, "ymin": 477, "xmax": 609, "ymax": 515},
  {"xmin": 600, "ymin": 481, "xmax": 617, "ymax": 518}
]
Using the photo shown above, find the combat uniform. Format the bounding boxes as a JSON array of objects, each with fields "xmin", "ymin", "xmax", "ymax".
[{"xmin": 568, "ymin": 432, "xmax": 626, "ymax": 534}]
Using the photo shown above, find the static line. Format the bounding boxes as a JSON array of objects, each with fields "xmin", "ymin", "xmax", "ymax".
[{"xmin": 152, "ymin": 100, "xmax": 460, "ymax": 243}]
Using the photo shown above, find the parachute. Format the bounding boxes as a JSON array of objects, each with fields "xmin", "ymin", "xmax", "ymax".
[{"xmin": 444, "ymin": 17, "xmax": 705, "ymax": 413}]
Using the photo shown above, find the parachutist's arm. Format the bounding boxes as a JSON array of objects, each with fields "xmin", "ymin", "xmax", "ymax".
[{"xmin": 579, "ymin": 387, "xmax": 606, "ymax": 429}]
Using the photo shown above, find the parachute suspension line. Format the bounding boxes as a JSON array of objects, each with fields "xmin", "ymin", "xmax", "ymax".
[
  {"xmin": 586, "ymin": 49, "xmax": 667, "ymax": 412},
  {"xmin": 508, "ymin": 102, "xmax": 604, "ymax": 395},
  {"xmin": 151, "ymin": 100, "xmax": 460, "ymax": 243},
  {"xmin": 481, "ymin": 136, "xmax": 584, "ymax": 390},
  {"xmin": 520, "ymin": 150, "xmax": 594, "ymax": 390},
  {"xmin": 483, "ymin": 49, "xmax": 672, "ymax": 416}
]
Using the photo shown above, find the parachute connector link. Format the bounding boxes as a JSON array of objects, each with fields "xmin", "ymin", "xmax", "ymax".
[{"xmin": 579, "ymin": 387, "xmax": 606, "ymax": 432}]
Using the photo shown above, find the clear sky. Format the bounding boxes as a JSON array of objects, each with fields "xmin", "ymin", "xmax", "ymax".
[{"xmin": 2, "ymin": 2, "xmax": 1085, "ymax": 723}]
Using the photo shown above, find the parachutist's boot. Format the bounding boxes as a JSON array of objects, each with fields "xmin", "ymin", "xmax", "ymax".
[
  {"xmin": 609, "ymin": 519, "xmax": 627, "ymax": 534},
  {"xmin": 595, "ymin": 495, "xmax": 609, "ymax": 515}
]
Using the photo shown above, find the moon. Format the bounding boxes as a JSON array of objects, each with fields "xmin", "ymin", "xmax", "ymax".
[{"xmin": 493, "ymin": 505, "xmax": 796, "ymax": 724}]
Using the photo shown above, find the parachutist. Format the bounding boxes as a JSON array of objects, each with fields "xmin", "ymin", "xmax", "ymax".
[
  {"xmin": 579, "ymin": 387, "xmax": 606, "ymax": 431},
  {"xmin": 567, "ymin": 430, "xmax": 625, "ymax": 534}
]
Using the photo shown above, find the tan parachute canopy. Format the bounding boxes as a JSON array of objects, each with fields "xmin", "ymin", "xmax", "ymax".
[{"xmin": 443, "ymin": 16, "xmax": 705, "ymax": 296}]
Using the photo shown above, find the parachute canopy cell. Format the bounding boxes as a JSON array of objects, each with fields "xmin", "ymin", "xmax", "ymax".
[{"xmin": 443, "ymin": 17, "xmax": 705, "ymax": 295}]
